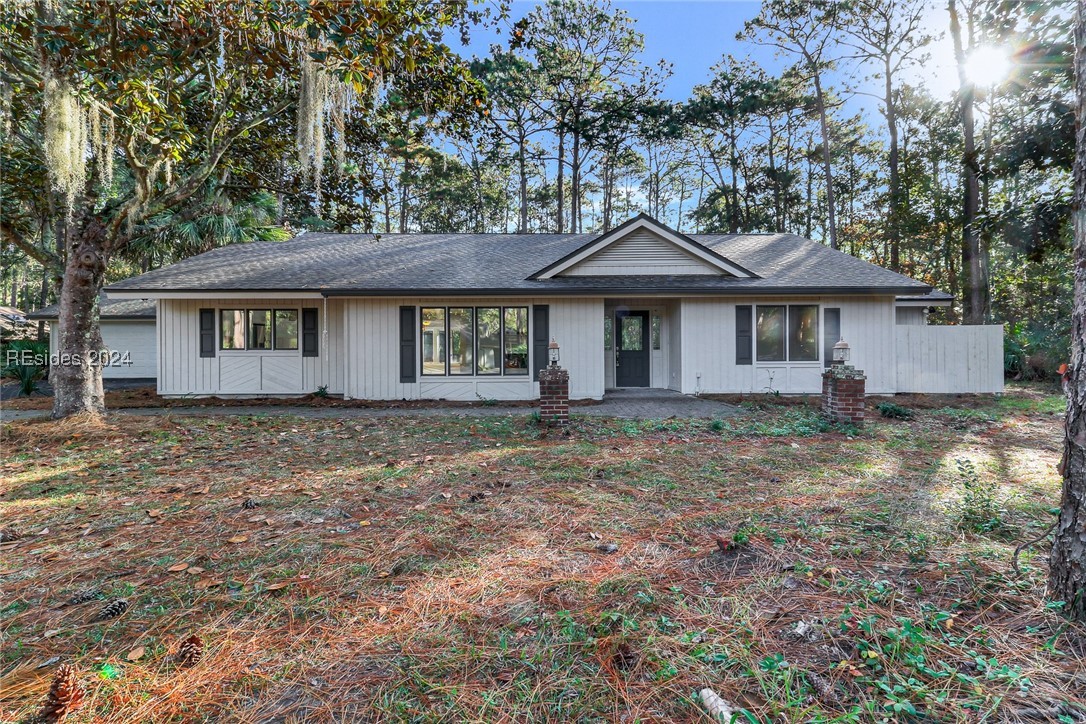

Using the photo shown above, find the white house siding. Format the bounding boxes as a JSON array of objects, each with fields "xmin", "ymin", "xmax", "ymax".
[
  {"xmin": 342, "ymin": 297, "xmax": 605, "ymax": 401},
  {"xmin": 895, "ymin": 307, "xmax": 927, "ymax": 325},
  {"xmin": 679, "ymin": 296, "xmax": 899, "ymax": 395},
  {"xmin": 894, "ymin": 325, "xmax": 1004, "ymax": 393},
  {"xmin": 157, "ymin": 298, "xmax": 344, "ymax": 396},
  {"xmin": 48, "ymin": 320, "xmax": 157, "ymax": 380},
  {"xmin": 560, "ymin": 229, "xmax": 721, "ymax": 276}
]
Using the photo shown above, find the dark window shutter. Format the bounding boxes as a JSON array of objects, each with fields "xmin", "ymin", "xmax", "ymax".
[
  {"xmin": 199, "ymin": 308, "xmax": 215, "ymax": 358},
  {"xmin": 735, "ymin": 305, "xmax": 752, "ymax": 365},
  {"xmin": 302, "ymin": 308, "xmax": 319, "ymax": 357},
  {"xmin": 399, "ymin": 306, "xmax": 416, "ymax": 383},
  {"xmin": 532, "ymin": 305, "xmax": 550, "ymax": 381},
  {"xmin": 824, "ymin": 307, "xmax": 841, "ymax": 368}
]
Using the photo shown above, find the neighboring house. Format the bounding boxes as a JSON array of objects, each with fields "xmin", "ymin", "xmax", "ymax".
[
  {"xmin": 29, "ymin": 293, "xmax": 157, "ymax": 380},
  {"xmin": 0, "ymin": 306, "xmax": 32, "ymax": 341},
  {"xmin": 103, "ymin": 214, "xmax": 1002, "ymax": 400}
]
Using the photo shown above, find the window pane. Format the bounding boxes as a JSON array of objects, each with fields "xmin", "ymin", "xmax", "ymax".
[
  {"xmin": 651, "ymin": 314, "xmax": 661, "ymax": 350},
  {"xmin": 621, "ymin": 315, "xmax": 643, "ymax": 351},
  {"xmin": 421, "ymin": 308, "xmax": 446, "ymax": 375},
  {"xmin": 789, "ymin": 305, "xmax": 819, "ymax": 361},
  {"xmin": 248, "ymin": 310, "xmax": 272, "ymax": 350},
  {"xmin": 449, "ymin": 307, "xmax": 474, "ymax": 375},
  {"xmin": 503, "ymin": 307, "xmax": 528, "ymax": 375},
  {"xmin": 604, "ymin": 315, "xmax": 613, "ymax": 350},
  {"xmin": 221, "ymin": 310, "xmax": 245, "ymax": 349},
  {"xmin": 274, "ymin": 310, "xmax": 299, "ymax": 350},
  {"xmin": 476, "ymin": 307, "xmax": 501, "ymax": 374},
  {"xmin": 756, "ymin": 306, "xmax": 785, "ymax": 361}
]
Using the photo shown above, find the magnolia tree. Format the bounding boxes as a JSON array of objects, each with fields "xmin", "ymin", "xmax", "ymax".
[{"xmin": 0, "ymin": 0, "xmax": 486, "ymax": 418}]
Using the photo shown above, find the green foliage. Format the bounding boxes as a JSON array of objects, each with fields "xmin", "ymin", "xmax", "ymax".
[
  {"xmin": 314, "ymin": 385, "xmax": 329, "ymax": 399},
  {"xmin": 953, "ymin": 459, "xmax": 1006, "ymax": 534},
  {"xmin": 876, "ymin": 401, "xmax": 913, "ymax": 420},
  {"xmin": 1003, "ymin": 321, "xmax": 1069, "ymax": 381}
]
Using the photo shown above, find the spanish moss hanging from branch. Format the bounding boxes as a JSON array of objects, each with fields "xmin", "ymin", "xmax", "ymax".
[{"xmin": 42, "ymin": 67, "xmax": 87, "ymax": 211}]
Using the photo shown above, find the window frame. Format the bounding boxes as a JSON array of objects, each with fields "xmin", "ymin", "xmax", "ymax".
[
  {"xmin": 754, "ymin": 304, "xmax": 821, "ymax": 363},
  {"xmin": 418, "ymin": 305, "xmax": 531, "ymax": 378},
  {"xmin": 218, "ymin": 307, "xmax": 303, "ymax": 352}
]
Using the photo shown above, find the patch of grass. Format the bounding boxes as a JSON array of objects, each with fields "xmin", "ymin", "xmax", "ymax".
[{"xmin": 0, "ymin": 385, "xmax": 1078, "ymax": 722}]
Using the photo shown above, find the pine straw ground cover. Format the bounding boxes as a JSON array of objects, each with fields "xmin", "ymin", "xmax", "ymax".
[{"xmin": 1, "ymin": 387, "xmax": 1083, "ymax": 723}]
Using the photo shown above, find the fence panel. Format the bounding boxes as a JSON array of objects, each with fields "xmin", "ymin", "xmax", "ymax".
[{"xmin": 894, "ymin": 325, "xmax": 1004, "ymax": 394}]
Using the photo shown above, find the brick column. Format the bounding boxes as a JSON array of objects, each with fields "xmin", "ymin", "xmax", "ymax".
[
  {"xmin": 538, "ymin": 366, "xmax": 569, "ymax": 426},
  {"xmin": 821, "ymin": 365, "xmax": 866, "ymax": 425}
]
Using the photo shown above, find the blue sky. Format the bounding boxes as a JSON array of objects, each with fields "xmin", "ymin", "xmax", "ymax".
[{"xmin": 456, "ymin": 0, "xmax": 962, "ymax": 120}]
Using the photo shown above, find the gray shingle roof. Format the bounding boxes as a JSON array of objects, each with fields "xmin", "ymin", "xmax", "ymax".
[
  {"xmin": 28, "ymin": 293, "xmax": 156, "ymax": 320},
  {"xmin": 106, "ymin": 230, "xmax": 932, "ymax": 297}
]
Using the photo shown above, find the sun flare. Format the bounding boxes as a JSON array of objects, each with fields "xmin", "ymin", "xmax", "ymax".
[{"xmin": 964, "ymin": 45, "xmax": 1013, "ymax": 87}]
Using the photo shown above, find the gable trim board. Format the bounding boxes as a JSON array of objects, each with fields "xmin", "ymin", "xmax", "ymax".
[{"xmin": 530, "ymin": 214, "xmax": 757, "ymax": 280}]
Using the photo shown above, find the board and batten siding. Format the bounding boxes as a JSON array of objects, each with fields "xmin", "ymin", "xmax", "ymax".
[
  {"xmin": 679, "ymin": 296, "xmax": 899, "ymax": 395},
  {"xmin": 894, "ymin": 325, "xmax": 1004, "ymax": 393},
  {"xmin": 559, "ymin": 228, "xmax": 721, "ymax": 276},
  {"xmin": 47, "ymin": 320, "xmax": 157, "ymax": 379},
  {"xmin": 157, "ymin": 298, "xmax": 344, "ymax": 396},
  {"xmin": 343, "ymin": 297, "xmax": 605, "ymax": 401}
]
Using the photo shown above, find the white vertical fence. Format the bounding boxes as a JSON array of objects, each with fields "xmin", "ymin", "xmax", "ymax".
[{"xmin": 894, "ymin": 325, "xmax": 1004, "ymax": 394}]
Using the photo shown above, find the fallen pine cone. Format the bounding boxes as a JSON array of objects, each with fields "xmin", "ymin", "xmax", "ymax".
[
  {"xmin": 91, "ymin": 598, "xmax": 128, "ymax": 622},
  {"xmin": 35, "ymin": 664, "xmax": 84, "ymax": 722},
  {"xmin": 241, "ymin": 498, "xmax": 258, "ymax": 510},
  {"xmin": 806, "ymin": 670, "xmax": 840, "ymax": 705},
  {"xmin": 176, "ymin": 634, "xmax": 203, "ymax": 666},
  {"xmin": 63, "ymin": 589, "xmax": 104, "ymax": 607},
  {"xmin": 1, "ymin": 527, "xmax": 22, "ymax": 543}
]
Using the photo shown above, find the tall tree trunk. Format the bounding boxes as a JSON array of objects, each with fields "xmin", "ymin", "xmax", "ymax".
[
  {"xmin": 728, "ymin": 121, "xmax": 740, "ymax": 234},
  {"xmin": 1049, "ymin": 0, "xmax": 1086, "ymax": 622},
  {"xmin": 37, "ymin": 273, "xmax": 48, "ymax": 341},
  {"xmin": 810, "ymin": 68, "xmax": 838, "ymax": 250},
  {"xmin": 949, "ymin": 0, "xmax": 989, "ymax": 324},
  {"xmin": 556, "ymin": 126, "xmax": 565, "ymax": 233},
  {"xmin": 571, "ymin": 122, "xmax": 581, "ymax": 233},
  {"xmin": 517, "ymin": 129, "xmax": 528, "ymax": 234},
  {"xmin": 51, "ymin": 215, "xmax": 108, "ymax": 418},
  {"xmin": 885, "ymin": 57, "xmax": 902, "ymax": 272}
]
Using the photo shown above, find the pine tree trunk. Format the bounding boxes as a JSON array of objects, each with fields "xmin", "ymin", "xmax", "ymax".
[
  {"xmin": 556, "ymin": 126, "xmax": 565, "ymax": 233},
  {"xmin": 1049, "ymin": 0, "xmax": 1086, "ymax": 623},
  {"xmin": 518, "ymin": 129, "xmax": 528, "ymax": 234},
  {"xmin": 885, "ymin": 57, "xmax": 902, "ymax": 272},
  {"xmin": 811, "ymin": 69, "xmax": 838, "ymax": 250},
  {"xmin": 950, "ymin": 0, "xmax": 989, "ymax": 324},
  {"xmin": 51, "ymin": 216, "xmax": 108, "ymax": 419}
]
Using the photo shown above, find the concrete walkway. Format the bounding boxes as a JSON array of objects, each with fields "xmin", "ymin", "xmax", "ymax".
[{"xmin": 0, "ymin": 388, "xmax": 741, "ymax": 422}]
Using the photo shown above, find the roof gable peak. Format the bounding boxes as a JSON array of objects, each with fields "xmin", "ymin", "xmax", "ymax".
[{"xmin": 530, "ymin": 214, "xmax": 757, "ymax": 280}]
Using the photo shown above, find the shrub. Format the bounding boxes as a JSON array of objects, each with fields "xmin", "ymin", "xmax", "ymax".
[
  {"xmin": 1004, "ymin": 322, "xmax": 1068, "ymax": 381},
  {"xmin": 953, "ymin": 458, "xmax": 1005, "ymax": 534},
  {"xmin": 876, "ymin": 401, "xmax": 913, "ymax": 420},
  {"xmin": 9, "ymin": 363, "xmax": 43, "ymax": 396}
]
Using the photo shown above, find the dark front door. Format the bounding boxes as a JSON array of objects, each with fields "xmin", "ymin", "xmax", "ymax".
[{"xmin": 616, "ymin": 311, "xmax": 650, "ymax": 387}]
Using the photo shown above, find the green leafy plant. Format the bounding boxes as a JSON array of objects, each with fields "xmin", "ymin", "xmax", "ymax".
[
  {"xmin": 314, "ymin": 385, "xmax": 329, "ymax": 398},
  {"xmin": 877, "ymin": 401, "xmax": 913, "ymax": 420},
  {"xmin": 10, "ymin": 363, "xmax": 43, "ymax": 396},
  {"xmin": 953, "ymin": 458, "xmax": 1005, "ymax": 534}
]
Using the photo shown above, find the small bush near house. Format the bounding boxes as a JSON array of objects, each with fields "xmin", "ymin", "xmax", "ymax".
[
  {"xmin": 9, "ymin": 363, "xmax": 44, "ymax": 396},
  {"xmin": 876, "ymin": 401, "xmax": 913, "ymax": 420}
]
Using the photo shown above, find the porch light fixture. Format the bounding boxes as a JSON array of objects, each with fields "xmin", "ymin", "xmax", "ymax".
[
  {"xmin": 832, "ymin": 338, "xmax": 851, "ymax": 365},
  {"xmin": 548, "ymin": 338, "xmax": 560, "ymax": 367}
]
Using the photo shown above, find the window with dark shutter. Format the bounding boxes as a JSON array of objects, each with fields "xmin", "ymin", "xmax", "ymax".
[
  {"xmin": 399, "ymin": 306, "xmax": 416, "ymax": 383},
  {"xmin": 823, "ymin": 308, "xmax": 841, "ymax": 368},
  {"xmin": 199, "ymin": 308, "xmax": 215, "ymax": 358},
  {"xmin": 735, "ymin": 305, "xmax": 752, "ymax": 365},
  {"xmin": 302, "ymin": 308, "xmax": 319, "ymax": 357},
  {"xmin": 532, "ymin": 305, "xmax": 549, "ymax": 381}
]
